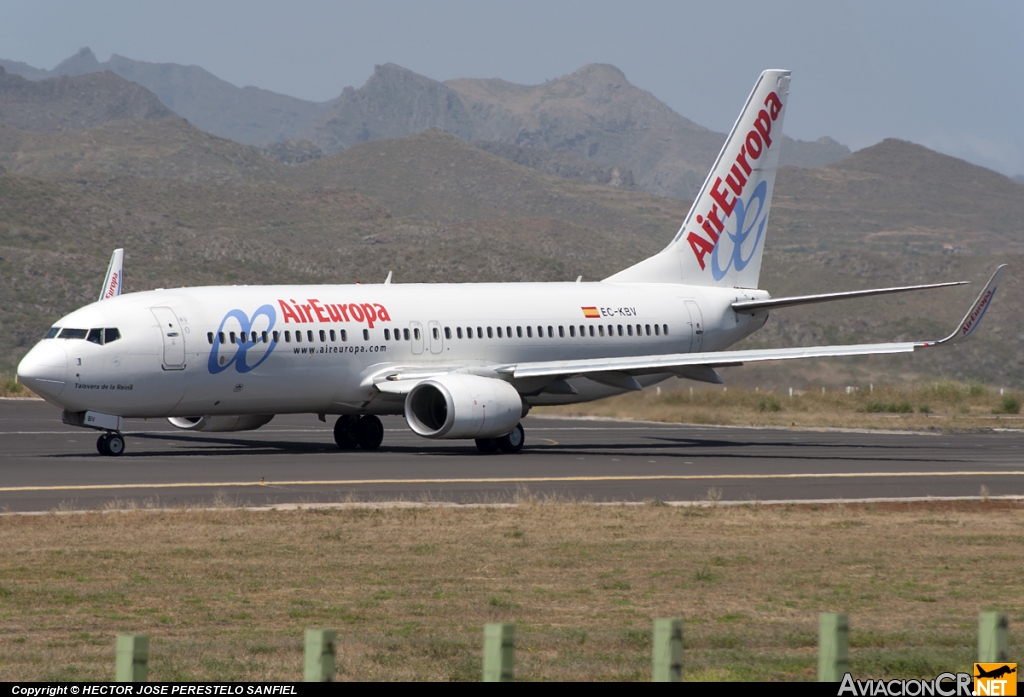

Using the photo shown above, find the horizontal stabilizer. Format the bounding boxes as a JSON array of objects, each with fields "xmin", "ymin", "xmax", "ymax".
[{"xmin": 732, "ymin": 281, "xmax": 968, "ymax": 314}]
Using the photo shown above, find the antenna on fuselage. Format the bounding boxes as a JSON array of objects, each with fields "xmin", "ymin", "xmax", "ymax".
[
  {"xmin": 384, "ymin": 271, "xmax": 393, "ymax": 284},
  {"xmin": 98, "ymin": 248, "xmax": 124, "ymax": 301}
]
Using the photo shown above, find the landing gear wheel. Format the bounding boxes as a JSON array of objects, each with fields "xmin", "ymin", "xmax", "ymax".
[
  {"xmin": 96, "ymin": 433, "xmax": 110, "ymax": 455},
  {"xmin": 106, "ymin": 434, "xmax": 125, "ymax": 456},
  {"xmin": 355, "ymin": 415, "xmax": 384, "ymax": 451},
  {"xmin": 475, "ymin": 438, "xmax": 500, "ymax": 454},
  {"xmin": 497, "ymin": 423, "xmax": 525, "ymax": 453},
  {"xmin": 334, "ymin": 416, "xmax": 359, "ymax": 449}
]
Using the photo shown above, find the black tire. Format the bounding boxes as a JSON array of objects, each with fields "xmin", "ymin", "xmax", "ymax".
[
  {"xmin": 106, "ymin": 434, "xmax": 125, "ymax": 457},
  {"xmin": 497, "ymin": 423, "xmax": 525, "ymax": 453},
  {"xmin": 475, "ymin": 438, "xmax": 500, "ymax": 454},
  {"xmin": 334, "ymin": 415, "xmax": 359, "ymax": 449},
  {"xmin": 96, "ymin": 434, "xmax": 110, "ymax": 456},
  {"xmin": 356, "ymin": 415, "xmax": 384, "ymax": 450}
]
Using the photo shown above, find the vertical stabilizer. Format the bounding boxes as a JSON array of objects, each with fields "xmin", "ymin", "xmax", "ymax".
[
  {"xmin": 98, "ymin": 248, "xmax": 124, "ymax": 301},
  {"xmin": 605, "ymin": 70, "xmax": 791, "ymax": 288}
]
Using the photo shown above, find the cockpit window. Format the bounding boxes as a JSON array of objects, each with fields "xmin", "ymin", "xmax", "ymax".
[
  {"xmin": 44, "ymin": 327, "xmax": 60, "ymax": 339},
  {"xmin": 104, "ymin": 328, "xmax": 120, "ymax": 344},
  {"xmin": 87, "ymin": 328, "xmax": 103, "ymax": 345},
  {"xmin": 58, "ymin": 328, "xmax": 88, "ymax": 340}
]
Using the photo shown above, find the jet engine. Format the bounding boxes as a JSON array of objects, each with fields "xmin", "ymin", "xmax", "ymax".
[
  {"xmin": 167, "ymin": 414, "xmax": 275, "ymax": 432},
  {"xmin": 405, "ymin": 374, "xmax": 524, "ymax": 439}
]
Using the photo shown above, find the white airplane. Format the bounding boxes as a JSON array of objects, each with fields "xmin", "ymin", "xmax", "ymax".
[{"xmin": 16, "ymin": 69, "xmax": 1004, "ymax": 457}]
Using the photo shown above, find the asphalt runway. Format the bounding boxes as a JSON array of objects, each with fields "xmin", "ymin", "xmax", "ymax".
[{"xmin": 2, "ymin": 399, "xmax": 1023, "ymax": 512}]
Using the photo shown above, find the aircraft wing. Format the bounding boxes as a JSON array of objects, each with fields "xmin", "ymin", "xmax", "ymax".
[
  {"xmin": 731, "ymin": 280, "xmax": 968, "ymax": 314},
  {"xmin": 502, "ymin": 265, "xmax": 1006, "ymax": 382}
]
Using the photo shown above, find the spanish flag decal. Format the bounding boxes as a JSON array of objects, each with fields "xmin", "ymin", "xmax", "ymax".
[{"xmin": 582, "ymin": 306, "xmax": 601, "ymax": 318}]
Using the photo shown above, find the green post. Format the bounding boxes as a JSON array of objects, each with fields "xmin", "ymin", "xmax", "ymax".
[
  {"xmin": 652, "ymin": 618, "xmax": 684, "ymax": 682},
  {"xmin": 979, "ymin": 612, "xmax": 1009, "ymax": 662},
  {"xmin": 115, "ymin": 634, "xmax": 149, "ymax": 682},
  {"xmin": 818, "ymin": 613, "xmax": 849, "ymax": 682},
  {"xmin": 483, "ymin": 623, "xmax": 514, "ymax": 682},
  {"xmin": 304, "ymin": 629, "xmax": 336, "ymax": 682}
]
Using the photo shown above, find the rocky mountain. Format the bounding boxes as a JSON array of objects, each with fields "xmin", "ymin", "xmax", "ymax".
[
  {"xmin": 2, "ymin": 48, "xmax": 331, "ymax": 145},
  {"xmin": 0, "ymin": 67, "xmax": 175, "ymax": 132},
  {"xmin": 1, "ymin": 50, "xmax": 850, "ymax": 199}
]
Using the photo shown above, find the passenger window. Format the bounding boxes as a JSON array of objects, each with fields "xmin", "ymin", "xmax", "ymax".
[
  {"xmin": 579, "ymin": 325, "xmax": 585, "ymax": 336},
  {"xmin": 402, "ymin": 328, "xmax": 409, "ymax": 341},
  {"xmin": 273, "ymin": 331, "xmax": 280, "ymax": 342},
  {"xmin": 319, "ymin": 330, "xmax": 326, "ymax": 342},
  {"xmin": 517, "ymin": 326, "xmax": 523, "ymax": 338},
  {"xmin": 663, "ymin": 324, "xmax": 669, "ymax": 335},
  {"xmin": 87, "ymin": 328, "xmax": 103, "ymax": 345},
  {"xmin": 598, "ymin": 326, "xmax": 605, "ymax": 337},
  {"xmin": 526, "ymin": 326, "xmax": 533, "ymax": 338},
  {"xmin": 414, "ymin": 328, "xmax": 421, "ymax": 340},
  {"xmin": 294, "ymin": 331, "xmax": 301, "ymax": 343},
  {"xmin": 496, "ymin": 327, "xmax": 502, "ymax": 338},
  {"xmin": 467, "ymin": 327, "xmax": 473, "ymax": 339},
  {"xmin": 384, "ymin": 329, "xmax": 391, "ymax": 340},
  {"xmin": 230, "ymin": 331, "xmax": 237, "ymax": 344},
  {"xmin": 262, "ymin": 331, "xmax": 268, "ymax": 343},
  {"xmin": 58, "ymin": 328, "xmax": 88, "ymax": 340},
  {"xmin": 559, "ymin": 326, "xmax": 565, "ymax": 338},
  {"xmin": 507, "ymin": 326, "xmax": 512, "ymax": 338},
  {"xmin": 645, "ymin": 324, "xmax": 651, "ymax": 336},
  {"xmin": 363, "ymin": 329, "xmax": 370, "ymax": 341},
  {"xmin": 285, "ymin": 331, "xmax": 291, "ymax": 343},
  {"xmin": 478, "ymin": 326, "xmax": 484, "ymax": 338},
  {"xmin": 617, "ymin": 325, "xmax": 623, "ymax": 337},
  {"xmin": 219, "ymin": 332, "xmax": 226, "ymax": 344},
  {"xmin": 207, "ymin": 332, "xmax": 214, "ymax": 345},
  {"xmin": 627, "ymin": 325, "xmax": 633, "ymax": 336},
  {"xmin": 608, "ymin": 325, "xmax": 614, "ymax": 336},
  {"xmin": 445, "ymin": 327, "xmax": 452, "ymax": 339},
  {"xmin": 636, "ymin": 324, "xmax": 642, "ymax": 336},
  {"xmin": 569, "ymin": 326, "xmax": 575, "ymax": 338},
  {"xmin": 487, "ymin": 327, "xmax": 493, "ymax": 339},
  {"xmin": 330, "ymin": 329, "xmax": 336, "ymax": 342},
  {"xmin": 307, "ymin": 331, "xmax": 314, "ymax": 343},
  {"xmin": 45, "ymin": 327, "xmax": 60, "ymax": 339},
  {"xmin": 537, "ymin": 326, "xmax": 543, "ymax": 337},
  {"xmin": 341, "ymin": 330, "xmax": 348, "ymax": 342},
  {"xmin": 457, "ymin": 327, "xmax": 463, "ymax": 339},
  {"xmin": 654, "ymin": 324, "xmax": 660, "ymax": 336},
  {"xmin": 433, "ymin": 327, "xmax": 439, "ymax": 340},
  {"xmin": 589, "ymin": 325, "xmax": 594, "ymax": 337},
  {"xmin": 547, "ymin": 326, "xmax": 554, "ymax": 338}
]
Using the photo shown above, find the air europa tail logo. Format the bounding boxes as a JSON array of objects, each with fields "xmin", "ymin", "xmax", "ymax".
[
  {"xmin": 278, "ymin": 298, "xmax": 391, "ymax": 328},
  {"xmin": 103, "ymin": 272, "xmax": 120, "ymax": 299},
  {"xmin": 686, "ymin": 90, "xmax": 783, "ymax": 279}
]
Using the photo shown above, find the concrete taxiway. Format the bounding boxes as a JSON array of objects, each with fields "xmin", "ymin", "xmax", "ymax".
[{"xmin": 2, "ymin": 400, "xmax": 1023, "ymax": 512}]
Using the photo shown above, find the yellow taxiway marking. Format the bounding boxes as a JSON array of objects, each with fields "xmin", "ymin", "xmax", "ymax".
[{"xmin": 2, "ymin": 471, "xmax": 1023, "ymax": 493}]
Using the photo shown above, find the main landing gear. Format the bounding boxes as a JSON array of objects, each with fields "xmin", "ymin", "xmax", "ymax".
[
  {"xmin": 334, "ymin": 415, "xmax": 384, "ymax": 450},
  {"xmin": 476, "ymin": 423, "xmax": 525, "ymax": 454},
  {"xmin": 96, "ymin": 432, "xmax": 125, "ymax": 457}
]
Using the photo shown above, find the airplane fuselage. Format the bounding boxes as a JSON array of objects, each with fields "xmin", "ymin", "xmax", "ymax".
[{"xmin": 22, "ymin": 281, "xmax": 769, "ymax": 418}]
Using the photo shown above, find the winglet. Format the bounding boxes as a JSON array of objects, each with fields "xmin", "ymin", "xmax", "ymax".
[
  {"xmin": 98, "ymin": 248, "xmax": 124, "ymax": 301},
  {"xmin": 919, "ymin": 265, "xmax": 1006, "ymax": 347}
]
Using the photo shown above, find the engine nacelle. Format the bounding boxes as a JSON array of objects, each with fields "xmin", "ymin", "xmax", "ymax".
[
  {"xmin": 167, "ymin": 414, "xmax": 275, "ymax": 432},
  {"xmin": 405, "ymin": 374, "xmax": 523, "ymax": 439}
]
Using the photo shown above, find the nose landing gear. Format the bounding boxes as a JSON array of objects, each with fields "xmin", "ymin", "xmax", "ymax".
[{"xmin": 96, "ymin": 432, "xmax": 125, "ymax": 457}]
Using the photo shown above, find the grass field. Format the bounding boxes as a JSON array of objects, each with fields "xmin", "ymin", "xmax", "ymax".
[
  {"xmin": 539, "ymin": 381, "xmax": 1024, "ymax": 432},
  {"xmin": 0, "ymin": 501, "xmax": 1020, "ymax": 681}
]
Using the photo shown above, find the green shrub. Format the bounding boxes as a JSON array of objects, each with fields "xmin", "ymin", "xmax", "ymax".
[
  {"xmin": 756, "ymin": 396, "xmax": 782, "ymax": 412},
  {"xmin": 994, "ymin": 396, "xmax": 1021, "ymax": 415}
]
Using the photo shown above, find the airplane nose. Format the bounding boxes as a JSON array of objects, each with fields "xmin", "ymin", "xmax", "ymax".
[{"xmin": 17, "ymin": 341, "xmax": 68, "ymax": 400}]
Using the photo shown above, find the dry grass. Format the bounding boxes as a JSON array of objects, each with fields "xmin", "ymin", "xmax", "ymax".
[
  {"xmin": 0, "ymin": 501, "xmax": 1021, "ymax": 681},
  {"xmin": 538, "ymin": 381, "xmax": 1024, "ymax": 431}
]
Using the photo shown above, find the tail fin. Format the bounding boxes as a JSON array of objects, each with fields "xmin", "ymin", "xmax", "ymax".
[
  {"xmin": 98, "ymin": 248, "xmax": 124, "ymax": 301},
  {"xmin": 605, "ymin": 69, "xmax": 791, "ymax": 288}
]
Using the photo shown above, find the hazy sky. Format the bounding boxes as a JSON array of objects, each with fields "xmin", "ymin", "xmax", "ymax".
[{"xmin": 3, "ymin": 0, "xmax": 1023, "ymax": 176}]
